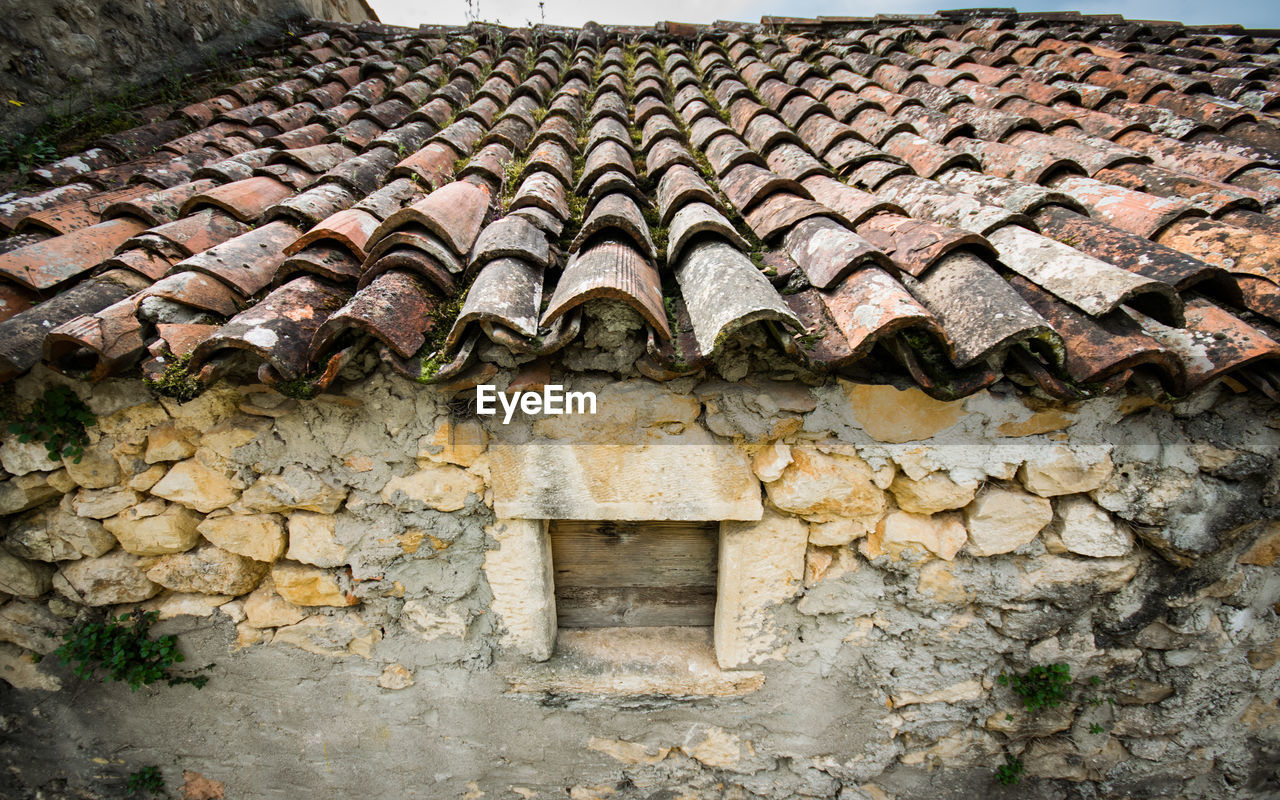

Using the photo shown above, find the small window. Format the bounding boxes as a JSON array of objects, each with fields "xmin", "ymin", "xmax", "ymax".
[{"xmin": 550, "ymin": 520, "xmax": 718, "ymax": 628}]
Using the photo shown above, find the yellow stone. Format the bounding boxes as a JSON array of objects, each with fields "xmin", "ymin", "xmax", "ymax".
[
  {"xmin": 197, "ymin": 513, "xmax": 286, "ymax": 563},
  {"xmin": 765, "ymin": 445, "xmax": 886, "ymax": 522},
  {"xmin": 841, "ymin": 381, "xmax": 966, "ymax": 443},
  {"xmin": 1239, "ymin": 522, "xmax": 1280, "ymax": 566},
  {"xmin": 381, "ymin": 462, "xmax": 484, "ymax": 512},
  {"xmin": 418, "ymin": 418, "xmax": 488, "ymax": 467},
  {"xmin": 270, "ymin": 561, "xmax": 357, "ymax": 606}
]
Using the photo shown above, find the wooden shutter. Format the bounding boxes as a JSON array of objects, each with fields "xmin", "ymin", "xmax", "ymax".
[{"xmin": 550, "ymin": 520, "xmax": 718, "ymax": 628}]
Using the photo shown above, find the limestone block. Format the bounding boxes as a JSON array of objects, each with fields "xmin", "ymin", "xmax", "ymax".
[
  {"xmin": 865, "ymin": 510, "xmax": 967, "ymax": 561},
  {"xmin": 891, "ymin": 678, "xmax": 983, "ymax": 707},
  {"xmin": 0, "ymin": 643, "xmax": 61, "ymax": 691},
  {"xmin": 1239, "ymin": 522, "xmax": 1280, "ymax": 566},
  {"xmin": 5, "ymin": 498, "xmax": 115, "ymax": 561},
  {"xmin": 46, "ymin": 469, "xmax": 76, "ymax": 494},
  {"xmin": 93, "ymin": 398, "xmax": 168, "ymax": 437},
  {"xmin": 270, "ymin": 561, "xmax": 357, "ymax": 606},
  {"xmin": 127, "ymin": 464, "xmax": 168, "ymax": 492},
  {"xmin": 0, "ymin": 550, "xmax": 54, "ymax": 597},
  {"xmin": 532, "ymin": 379, "xmax": 700, "ymax": 442},
  {"xmin": 55, "ymin": 550, "xmax": 160, "ymax": 605},
  {"xmin": 285, "ymin": 512, "xmax": 347, "ymax": 567},
  {"xmin": 765, "ymin": 446, "xmax": 886, "ymax": 523},
  {"xmin": 802, "ymin": 544, "xmax": 859, "ymax": 587},
  {"xmin": 242, "ymin": 577, "xmax": 306, "ymax": 628},
  {"xmin": 104, "ymin": 503, "xmax": 201, "ymax": 555},
  {"xmin": 238, "ymin": 467, "xmax": 346, "ymax": 514},
  {"xmin": 1016, "ymin": 553, "xmax": 1138, "ymax": 599},
  {"xmin": 808, "ymin": 517, "xmax": 874, "ymax": 546},
  {"xmin": 72, "ymin": 486, "xmax": 141, "ymax": 519},
  {"xmin": 840, "ymin": 381, "xmax": 966, "ymax": 443},
  {"xmin": 380, "ymin": 462, "xmax": 484, "ymax": 512},
  {"xmin": 889, "ymin": 472, "xmax": 978, "ymax": 514},
  {"xmin": 378, "ymin": 663, "xmax": 414, "ymax": 690},
  {"xmin": 1050, "ymin": 496, "xmax": 1132, "ymax": 558},
  {"xmin": 61, "ymin": 440, "xmax": 121, "ymax": 489},
  {"xmin": 0, "ymin": 473, "xmax": 59, "ymax": 515},
  {"xmin": 197, "ymin": 417, "xmax": 270, "ymax": 468},
  {"xmin": 715, "ymin": 509, "xmax": 808, "ymax": 668},
  {"xmin": 587, "ymin": 737, "xmax": 671, "ymax": 766},
  {"xmin": 271, "ymin": 613, "xmax": 380, "ymax": 658},
  {"xmin": 417, "ymin": 418, "xmax": 487, "ymax": 466},
  {"xmin": 0, "ymin": 438, "xmax": 57, "ymax": 476},
  {"xmin": 139, "ymin": 591, "xmax": 234, "ymax": 620},
  {"xmin": 144, "ymin": 425, "xmax": 196, "ymax": 463},
  {"xmin": 483, "ymin": 518, "xmax": 556, "ymax": 661},
  {"xmin": 751, "ymin": 441, "xmax": 792, "ymax": 483},
  {"xmin": 489, "ymin": 433, "xmax": 762, "ymax": 521},
  {"xmin": 681, "ymin": 725, "xmax": 759, "ymax": 771},
  {"xmin": 150, "ymin": 459, "xmax": 239, "ymax": 513},
  {"xmin": 145, "ymin": 544, "xmax": 268, "ymax": 595},
  {"xmin": 1019, "ymin": 445, "xmax": 1113, "ymax": 497},
  {"xmin": 159, "ymin": 383, "xmax": 242, "ymax": 434},
  {"xmin": 197, "ymin": 513, "xmax": 286, "ymax": 563},
  {"xmin": 402, "ymin": 601, "xmax": 470, "ymax": 640},
  {"xmin": 964, "ymin": 487, "xmax": 1053, "ymax": 556},
  {"xmin": 0, "ymin": 599, "xmax": 69, "ymax": 653}
]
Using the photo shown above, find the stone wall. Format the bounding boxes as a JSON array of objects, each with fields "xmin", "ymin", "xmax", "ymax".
[
  {"xmin": 0, "ymin": 366, "xmax": 1278, "ymax": 799},
  {"xmin": 0, "ymin": 0, "xmax": 375, "ymax": 136}
]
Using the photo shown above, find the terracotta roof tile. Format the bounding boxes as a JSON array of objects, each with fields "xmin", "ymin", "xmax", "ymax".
[{"xmin": 1, "ymin": 14, "xmax": 1278, "ymax": 399}]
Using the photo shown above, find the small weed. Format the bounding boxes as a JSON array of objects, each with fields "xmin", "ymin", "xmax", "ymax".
[
  {"xmin": 0, "ymin": 134, "xmax": 58, "ymax": 174},
  {"xmin": 144, "ymin": 352, "xmax": 201, "ymax": 402},
  {"xmin": 52, "ymin": 610, "xmax": 213, "ymax": 691},
  {"xmin": 126, "ymin": 766, "xmax": 165, "ymax": 796},
  {"xmin": 997, "ymin": 663, "xmax": 1072, "ymax": 713},
  {"xmin": 994, "ymin": 756, "xmax": 1024, "ymax": 785},
  {"xmin": 1089, "ymin": 723, "xmax": 1105, "ymax": 735},
  {"xmin": 6, "ymin": 385, "xmax": 95, "ymax": 463}
]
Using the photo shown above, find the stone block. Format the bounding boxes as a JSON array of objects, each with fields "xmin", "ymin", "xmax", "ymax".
[
  {"xmin": 765, "ymin": 445, "xmax": 885, "ymax": 523},
  {"xmin": 139, "ymin": 591, "xmax": 233, "ymax": 620},
  {"xmin": 238, "ymin": 467, "xmax": 346, "ymax": 514},
  {"xmin": 144, "ymin": 425, "xmax": 196, "ymax": 463},
  {"xmin": 0, "ymin": 550, "xmax": 55, "ymax": 597},
  {"xmin": 417, "ymin": 418, "xmax": 487, "ymax": 467},
  {"xmin": 865, "ymin": 510, "xmax": 967, "ymax": 561},
  {"xmin": 1050, "ymin": 496, "xmax": 1132, "ymax": 558},
  {"xmin": 1019, "ymin": 445, "xmax": 1113, "ymax": 497},
  {"xmin": 808, "ymin": 517, "xmax": 874, "ymax": 546},
  {"xmin": 483, "ymin": 518, "xmax": 556, "ymax": 661},
  {"xmin": 489, "ymin": 434, "xmax": 762, "ymax": 521},
  {"xmin": 889, "ymin": 471, "xmax": 977, "ymax": 514},
  {"xmin": 270, "ymin": 561, "xmax": 357, "ymax": 606},
  {"xmin": 5, "ymin": 498, "xmax": 115, "ymax": 561},
  {"xmin": 272, "ymin": 613, "xmax": 380, "ymax": 658},
  {"xmin": 61, "ymin": 440, "xmax": 121, "ymax": 489},
  {"xmin": 242, "ymin": 577, "xmax": 306, "ymax": 628},
  {"xmin": 197, "ymin": 513, "xmax": 286, "ymax": 563},
  {"xmin": 150, "ymin": 458, "xmax": 240, "ymax": 513},
  {"xmin": 380, "ymin": 462, "xmax": 484, "ymax": 512},
  {"xmin": 54, "ymin": 550, "xmax": 159, "ymax": 605},
  {"xmin": 841, "ymin": 381, "xmax": 966, "ymax": 443},
  {"xmin": 0, "ymin": 473, "xmax": 60, "ymax": 515},
  {"xmin": 145, "ymin": 544, "xmax": 268, "ymax": 595},
  {"xmin": 0, "ymin": 643, "xmax": 61, "ymax": 691},
  {"xmin": 104, "ymin": 503, "xmax": 201, "ymax": 555},
  {"xmin": 715, "ymin": 509, "xmax": 808, "ymax": 668},
  {"xmin": 0, "ymin": 439, "xmax": 57, "ymax": 476},
  {"xmin": 285, "ymin": 512, "xmax": 348, "ymax": 567},
  {"xmin": 72, "ymin": 486, "xmax": 141, "ymax": 519},
  {"xmin": 964, "ymin": 486, "xmax": 1053, "ymax": 556}
]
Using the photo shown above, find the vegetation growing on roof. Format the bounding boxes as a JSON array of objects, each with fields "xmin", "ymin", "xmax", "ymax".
[
  {"xmin": 144, "ymin": 352, "xmax": 201, "ymax": 403},
  {"xmin": 416, "ymin": 285, "xmax": 471, "ymax": 383},
  {"xmin": 5, "ymin": 385, "xmax": 96, "ymax": 463}
]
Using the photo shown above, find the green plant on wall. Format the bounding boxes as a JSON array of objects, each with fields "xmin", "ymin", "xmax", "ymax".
[
  {"xmin": 994, "ymin": 755, "xmax": 1024, "ymax": 785},
  {"xmin": 997, "ymin": 662, "xmax": 1072, "ymax": 713},
  {"xmin": 5, "ymin": 385, "xmax": 96, "ymax": 462},
  {"xmin": 49, "ymin": 610, "xmax": 212, "ymax": 691},
  {"xmin": 125, "ymin": 766, "xmax": 165, "ymax": 796}
]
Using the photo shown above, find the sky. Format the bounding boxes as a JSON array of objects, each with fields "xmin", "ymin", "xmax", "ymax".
[{"xmin": 365, "ymin": 0, "xmax": 1279, "ymax": 30}]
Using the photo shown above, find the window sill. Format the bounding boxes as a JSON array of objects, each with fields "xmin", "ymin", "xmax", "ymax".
[{"xmin": 502, "ymin": 627, "xmax": 764, "ymax": 699}]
